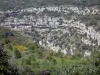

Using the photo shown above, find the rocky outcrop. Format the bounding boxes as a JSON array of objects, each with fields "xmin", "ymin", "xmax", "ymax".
[{"xmin": 0, "ymin": 5, "xmax": 100, "ymax": 55}]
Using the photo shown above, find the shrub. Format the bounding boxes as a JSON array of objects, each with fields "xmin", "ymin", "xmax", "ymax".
[
  {"xmin": 15, "ymin": 45, "xmax": 28, "ymax": 51},
  {"xmin": 14, "ymin": 50, "xmax": 21, "ymax": 59}
]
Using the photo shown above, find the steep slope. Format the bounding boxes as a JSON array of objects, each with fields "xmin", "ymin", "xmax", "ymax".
[
  {"xmin": 1, "ymin": 5, "xmax": 100, "ymax": 55},
  {"xmin": 0, "ymin": 0, "xmax": 100, "ymax": 11},
  {"xmin": 0, "ymin": 0, "xmax": 100, "ymax": 75},
  {"xmin": 0, "ymin": 27, "xmax": 100, "ymax": 75}
]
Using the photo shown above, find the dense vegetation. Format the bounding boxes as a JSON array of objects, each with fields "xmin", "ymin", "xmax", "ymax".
[{"xmin": 0, "ymin": 27, "xmax": 100, "ymax": 75}]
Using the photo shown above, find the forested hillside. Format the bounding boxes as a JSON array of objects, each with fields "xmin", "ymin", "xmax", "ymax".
[
  {"xmin": 0, "ymin": 27, "xmax": 100, "ymax": 75},
  {"xmin": 0, "ymin": 0, "xmax": 100, "ymax": 75},
  {"xmin": 0, "ymin": 0, "xmax": 100, "ymax": 11}
]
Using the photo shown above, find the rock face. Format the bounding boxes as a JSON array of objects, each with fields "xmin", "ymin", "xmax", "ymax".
[
  {"xmin": 5, "ymin": 32, "xmax": 14, "ymax": 38},
  {"xmin": 0, "ymin": 5, "xmax": 100, "ymax": 55}
]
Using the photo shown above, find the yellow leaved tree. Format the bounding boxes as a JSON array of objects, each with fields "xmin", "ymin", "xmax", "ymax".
[{"xmin": 15, "ymin": 45, "xmax": 28, "ymax": 51}]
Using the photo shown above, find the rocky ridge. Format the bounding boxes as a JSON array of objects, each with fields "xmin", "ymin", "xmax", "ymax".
[{"xmin": 0, "ymin": 5, "xmax": 100, "ymax": 55}]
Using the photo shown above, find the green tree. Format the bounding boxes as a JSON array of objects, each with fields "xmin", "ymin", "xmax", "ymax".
[
  {"xmin": 0, "ymin": 45, "xmax": 19, "ymax": 75},
  {"xmin": 14, "ymin": 50, "xmax": 21, "ymax": 59}
]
